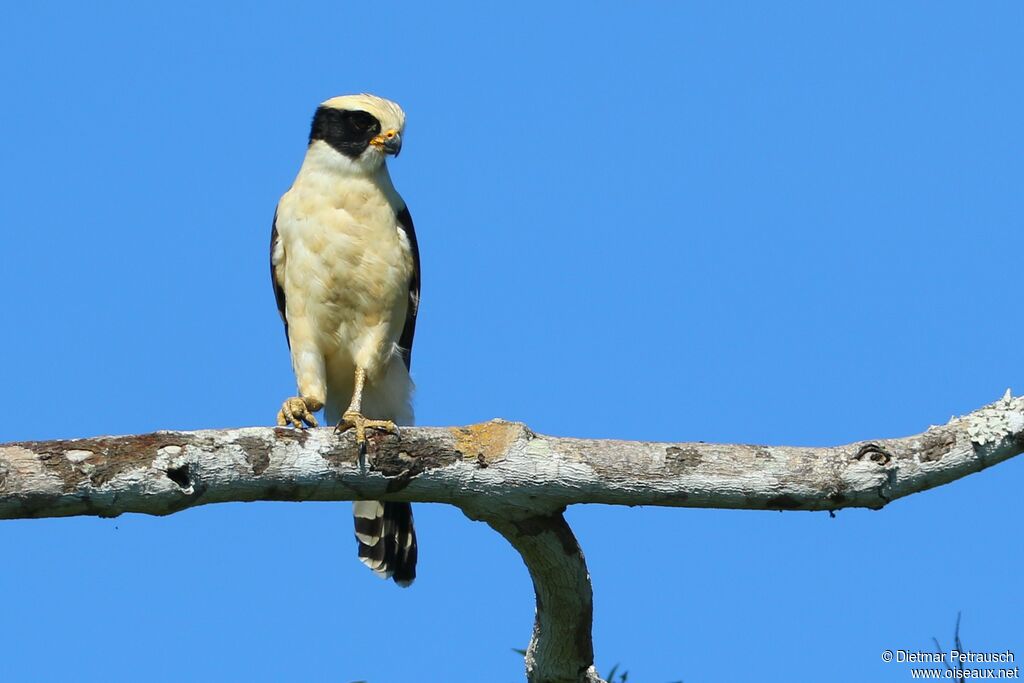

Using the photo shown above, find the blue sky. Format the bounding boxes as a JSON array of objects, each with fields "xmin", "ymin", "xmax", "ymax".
[{"xmin": 1, "ymin": 2, "xmax": 1022, "ymax": 681}]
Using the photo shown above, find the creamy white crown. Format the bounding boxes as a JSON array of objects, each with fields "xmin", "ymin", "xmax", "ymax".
[{"xmin": 320, "ymin": 93, "xmax": 405, "ymax": 133}]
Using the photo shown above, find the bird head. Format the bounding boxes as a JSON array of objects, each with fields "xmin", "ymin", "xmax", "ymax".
[{"xmin": 307, "ymin": 94, "xmax": 406, "ymax": 173}]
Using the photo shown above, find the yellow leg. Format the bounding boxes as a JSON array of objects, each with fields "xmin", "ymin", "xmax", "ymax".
[{"xmin": 334, "ymin": 367, "xmax": 398, "ymax": 446}]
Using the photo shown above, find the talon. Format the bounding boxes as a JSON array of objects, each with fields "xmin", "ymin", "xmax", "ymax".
[
  {"xmin": 276, "ymin": 396, "xmax": 319, "ymax": 429},
  {"xmin": 336, "ymin": 410, "xmax": 398, "ymax": 448}
]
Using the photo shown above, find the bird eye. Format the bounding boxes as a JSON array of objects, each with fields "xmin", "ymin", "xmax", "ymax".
[{"xmin": 348, "ymin": 111, "xmax": 375, "ymax": 131}]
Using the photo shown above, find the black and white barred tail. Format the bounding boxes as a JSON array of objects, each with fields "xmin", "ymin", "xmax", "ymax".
[{"xmin": 353, "ymin": 500, "xmax": 417, "ymax": 586}]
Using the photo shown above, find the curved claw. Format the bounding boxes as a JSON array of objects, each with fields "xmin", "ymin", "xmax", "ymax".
[
  {"xmin": 335, "ymin": 410, "xmax": 398, "ymax": 446},
  {"xmin": 276, "ymin": 396, "xmax": 319, "ymax": 428}
]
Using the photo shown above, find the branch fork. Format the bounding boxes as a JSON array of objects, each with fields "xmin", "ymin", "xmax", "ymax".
[{"xmin": 3, "ymin": 393, "xmax": 1022, "ymax": 683}]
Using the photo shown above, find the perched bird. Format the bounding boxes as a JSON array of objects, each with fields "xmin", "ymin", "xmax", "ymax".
[{"xmin": 270, "ymin": 94, "xmax": 420, "ymax": 586}]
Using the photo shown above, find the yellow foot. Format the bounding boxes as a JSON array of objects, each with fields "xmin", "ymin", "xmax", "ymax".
[
  {"xmin": 276, "ymin": 396, "xmax": 322, "ymax": 428},
  {"xmin": 335, "ymin": 410, "xmax": 398, "ymax": 447}
]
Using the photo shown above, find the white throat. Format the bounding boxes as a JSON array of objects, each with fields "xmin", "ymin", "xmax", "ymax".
[
  {"xmin": 301, "ymin": 140, "xmax": 387, "ymax": 178},
  {"xmin": 296, "ymin": 140, "xmax": 402, "ymax": 209}
]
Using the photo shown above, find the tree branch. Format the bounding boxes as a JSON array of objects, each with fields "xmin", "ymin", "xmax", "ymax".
[
  {"xmin": 2, "ymin": 392, "xmax": 1021, "ymax": 682},
  {"xmin": 475, "ymin": 510, "xmax": 603, "ymax": 683}
]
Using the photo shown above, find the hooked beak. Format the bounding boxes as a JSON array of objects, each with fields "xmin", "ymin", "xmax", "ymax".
[{"xmin": 370, "ymin": 129, "xmax": 402, "ymax": 156}]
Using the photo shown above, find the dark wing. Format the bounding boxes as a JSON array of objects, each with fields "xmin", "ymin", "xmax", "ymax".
[
  {"xmin": 396, "ymin": 205, "xmax": 420, "ymax": 370},
  {"xmin": 270, "ymin": 210, "xmax": 289, "ymax": 347}
]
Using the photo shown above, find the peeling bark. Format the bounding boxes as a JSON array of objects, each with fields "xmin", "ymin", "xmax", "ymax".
[{"xmin": 2, "ymin": 391, "xmax": 1022, "ymax": 683}]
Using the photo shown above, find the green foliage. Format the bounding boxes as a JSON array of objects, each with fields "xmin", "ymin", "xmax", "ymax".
[
  {"xmin": 512, "ymin": 649, "xmax": 683, "ymax": 682},
  {"xmin": 605, "ymin": 663, "xmax": 627, "ymax": 682}
]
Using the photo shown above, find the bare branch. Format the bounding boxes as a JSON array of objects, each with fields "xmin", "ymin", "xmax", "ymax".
[
  {"xmin": 1, "ymin": 391, "xmax": 1021, "ymax": 683},
  {"xmin": 474, "ymin": 509, "xmax": 605, "ymax": 683},
  {"xmin": 2, "ymin": 392, "xmax": 1021, "ymax": 520}
]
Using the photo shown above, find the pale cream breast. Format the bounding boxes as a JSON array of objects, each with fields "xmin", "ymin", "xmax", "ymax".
[{"xmin": 277, "ymin": 164, "xmax": 413, "ymax": 375}]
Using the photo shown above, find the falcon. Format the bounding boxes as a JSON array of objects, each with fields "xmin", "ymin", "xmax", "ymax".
[{"xmin": 270, "ymin": 94, "xmax": 419, "ymax": 586}]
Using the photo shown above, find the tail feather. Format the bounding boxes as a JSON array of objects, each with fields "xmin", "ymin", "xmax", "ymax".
[
  {"xmin": 331, "ymin": 358, "xmax": 417, "ymax": 586},
  {"xmin": 353, "ymin": 500, "xmax": 417, "ymax": 587}
]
